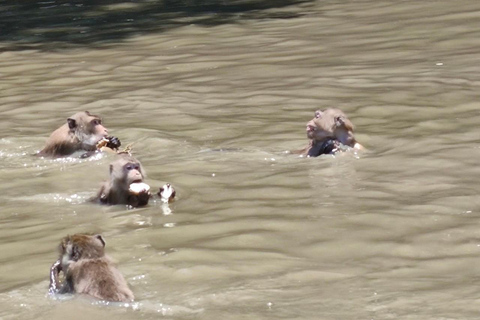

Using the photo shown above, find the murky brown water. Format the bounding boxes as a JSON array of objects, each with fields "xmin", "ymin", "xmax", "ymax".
[{"xmin": 1, "ymin": 0, "xmax": 480, "ymax": 319}]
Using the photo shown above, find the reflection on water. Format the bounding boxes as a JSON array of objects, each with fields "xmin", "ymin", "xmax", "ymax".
[{"xmin": 1, "ymin": 0, "xmax": 480, "ymax": 319}]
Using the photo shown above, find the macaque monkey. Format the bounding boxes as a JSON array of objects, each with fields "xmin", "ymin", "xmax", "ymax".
[
  {"xmin": 38, "ymin": 111, "xmax": 120, "ymax": 157},
  {"xmin": 49, "ymin": 234, "xmax": 134, "ymax": 302},
  {"xmin": 298, "ymin": 108, "xmax": 363, "ymax": 157},
  {"xmin": 95, "ymin": 155, "xmax": 151, "ymax": 207}
]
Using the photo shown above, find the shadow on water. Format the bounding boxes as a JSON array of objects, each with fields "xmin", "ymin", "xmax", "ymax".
[{"xmin": 0, "ymin": 0, "xmax": 313, "ymax": 51}]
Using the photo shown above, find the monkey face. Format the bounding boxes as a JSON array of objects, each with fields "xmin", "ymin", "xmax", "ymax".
[
  {"xmin": 306, "ymin": 108, "xmax": 356, "ymax": 146},
  {"xmin": 88, "ymin": 117, "xmax": 108, "ymax": 138},
  {"xmin": 306, "ymin": 109, "xmax": 335, "ymax": 141},
  {"xmin": 68, "ymin": 111, "xmax": 109, "ymax": 148},
  {"xmin": 306, "ymin": 118, "xmax": 319, "ymax": 140},
  {"xmin": 109, "ymin": 156, "xmax": 146, "ymax": 194},
  {"xmin": 124, "ymin": 162, "xmax": 144, "ymax": 185}
]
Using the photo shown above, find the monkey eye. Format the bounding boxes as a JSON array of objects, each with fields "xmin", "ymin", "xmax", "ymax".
[
  {"xmin": 91, "ymin": 119, "xmax": 102, "ymax": 125},
  {"xmin": 126, "ymin": 163, "xmax": 140, "ymax": 170},
  {"xmin": 315, "ymin": 111, "xmax": 322, "ymax": 119}
]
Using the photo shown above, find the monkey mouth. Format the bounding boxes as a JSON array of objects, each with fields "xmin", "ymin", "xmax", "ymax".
[
  {"xmin": 97, "ymin": 134, "xmax": 108, "ymax": 142},
  {"xmin": 131, "ymin": 179, "xmax": 143, "ymax": 184}
]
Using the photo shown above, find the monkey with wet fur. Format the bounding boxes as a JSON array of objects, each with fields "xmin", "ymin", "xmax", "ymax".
[
  {"xmin": 95, "ymin": 154, "xmax": 151, "ymax": 207},
  {"xmin": 93, "ymin": 154, "xmax": 176, "ymax": 207},
  {"xmin": 38, "ymin": 111, "xmax": 120, "ymax": 157},
  {"xmin": 49, "ymin": 234, "xmax": 134, "ymax": 302},
  {"xmin": 296, "ymin": 108, "xmax": 363, "ymax": 157}
]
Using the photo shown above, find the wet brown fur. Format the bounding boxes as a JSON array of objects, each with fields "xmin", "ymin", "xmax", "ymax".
[
  {"xmin": 296, "ymin": 108, "xmax": 360, "ymax": 156},
  {"xmin": 49, "ymin": 234, "xmax": 134, "ymax": 302},
  {"xmin": 95, "ymin": 154, "xmax": 150, "ymax": 206},
  {"xmin": 39, "ymin": 111, "xmax": 108, "ymax": 157}
]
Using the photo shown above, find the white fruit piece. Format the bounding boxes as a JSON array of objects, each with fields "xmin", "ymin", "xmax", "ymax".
[
  {"xmin": 96, "ymin": 138, "xmax": 109, "ymax": 149},
  {"xmin": 159, "ymin": 184, "xmax": 175, "ymax": 202},
  {"xmin": 129, "ymin": 182, "xmax": 151, "ymax": 195}
]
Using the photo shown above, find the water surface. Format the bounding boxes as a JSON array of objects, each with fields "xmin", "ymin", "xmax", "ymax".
[{"xmin": 1, "ymin": 0, "xmax": 480, "ymax": 319}]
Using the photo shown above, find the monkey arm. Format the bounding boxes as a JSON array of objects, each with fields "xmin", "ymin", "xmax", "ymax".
[
  {"xmin": 48, "ymin": 260, "xmax": 62, "ymax": 294},
  {"xmin": 289, "ymin": 145, "xmax": 311, "ymax": 155},
  {"xmin": 93, "ymin": 185, "xmax": 110, "ymax": 204},
  {"xmin": 307, "ymin": 139, "xmax": 340, "ymax": 157},
  {"xmin": 50, "ymin": 260, "xmax": 74, "ymax": 295},
  {"xmin": 307, "ymin": 141, "xmax": 324, "ymax": 157},
  {"xmin": 136, "ymin": 191, "xmax": 151, "ymax": 206}
]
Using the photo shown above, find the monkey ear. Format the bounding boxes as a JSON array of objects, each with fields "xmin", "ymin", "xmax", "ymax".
[
  {"xmin": 67, "ymin": 118, "xmax": 77, "ymax": 130},
  {"xmin": 335, "ymin": 116, "xmax": 345, "ymax": 127},
  {"xmin": 95, "ymin": 234, "xmax": 106, "ymax": 247},
  {"xmin": 72, "ymin": 245, "xmax": 81, "ymax": 261},
  {"xmin": 84, "ymin": 111, "xmax": 91, "ymax": 116}
]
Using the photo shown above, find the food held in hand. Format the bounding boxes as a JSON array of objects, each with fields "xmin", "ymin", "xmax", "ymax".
[
  {"xmin": 129, "ymin": 182, "xmax": 151, "ymax": 195},
  {"xmin": 96, "ymin": 138, "xmax": 109, "ymax": 149},
  {"xmin": 96, "ymin": 136, "xmax": 122, "ymax": 151},
  {"xmin": 158, "ymin": 183, "xmax": 176, "ymax": 203}
]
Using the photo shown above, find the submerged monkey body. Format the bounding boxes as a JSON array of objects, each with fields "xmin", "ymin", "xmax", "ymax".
[
  {"xmin": 40, "ymin": 124, "xmax": 85, "ymax": 156},
  {"xmin": 62, "ymin": 258, "xmax": 133, "ymax": 302},
  {"xmin": 39, "ymin": 111, "xmax": 112, "ymax": 157},
  {"xmin": 50, "ymin": 234, "xmax": 134, "ymax": 302},
  {"xmin": 299, "ymin": 108, "xmax": 363, "ymax": 157},
  {"xmin": 93, "ymin": 155, "xmax": 176, "ymax": 207},
  {"xmin": 95, "ymin": 155, "xmax": 151, "ymax": 207}
]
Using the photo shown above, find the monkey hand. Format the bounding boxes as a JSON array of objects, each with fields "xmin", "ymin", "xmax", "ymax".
[
  {"xmin": 158, "ymin": 184, "xmax": 176, "ymax": 203},
  {"xmin": 307, "ymin": 139, "xmax": 340, "ymax": 157},
  {"xmin": 136, "ymin": 190, "xmax": 151, "ymax": 207},
  {"xmin": 127, "ymin": 191, "xmax": 151, "ymax": 207},
  {"xmin": 49, "ymin": 260, "xmax": 62, "ymax": 294},
  {"xmin": 129, "ymin": 183, "xmax": 150, "ymax": 195},
  {"xmin": 96, "ymin": 136, "xmax": 121, "ymax": 151},
  {"xmin": 128, "ymin": 183, "xmax": 151, "ymax": 207},
  {"xmin": 320, "ymin": 139, "xmax": 340, "ymax": 155},
  {"xmin": 105, "ymin": 136, "xmax": 121, "ymax": 150}
]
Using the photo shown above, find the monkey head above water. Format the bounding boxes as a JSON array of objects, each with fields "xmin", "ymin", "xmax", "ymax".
[
  {"xmin": 49, "ymin": 233, "xmax": 134, "ymax": 302},
  {"xmin": 94, "ymin": 155, "xmax": 177, "ymax": 207},
  {"xmin": 95, "ymin": 154, "xmax": 151, "ymax": 207},
  {"xmin": 300, "ymin": 108, "xmax": 364, "ymax": 157},
  {"xmin": 38, "ymin": 111, "xmax": 121, "ymax": 157}
]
